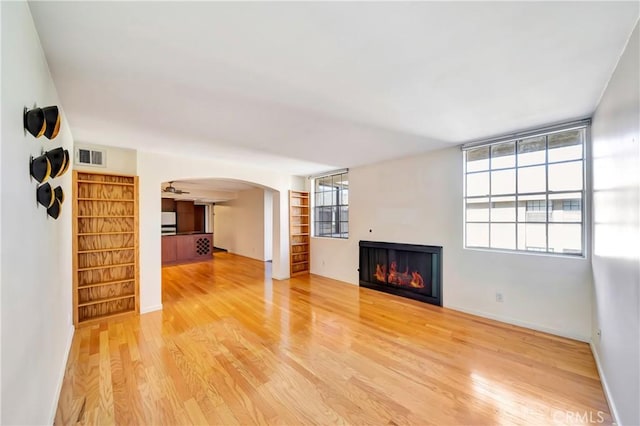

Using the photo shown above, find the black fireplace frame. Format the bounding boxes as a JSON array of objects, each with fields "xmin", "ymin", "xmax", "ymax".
[{"xmin": 359, "ymin": 240, "xmax": 442, "ymax": 306}]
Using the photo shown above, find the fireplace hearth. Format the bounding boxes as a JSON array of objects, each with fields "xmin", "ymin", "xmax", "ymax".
[{"xmin": 359, "ymin": 241, "xmax": 442, "ymax": 306}]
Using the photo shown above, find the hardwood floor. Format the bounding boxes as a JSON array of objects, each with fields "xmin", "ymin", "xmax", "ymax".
[{"xmin": 56, "ymin": 252, "xmax": 611, "ymax": 425}]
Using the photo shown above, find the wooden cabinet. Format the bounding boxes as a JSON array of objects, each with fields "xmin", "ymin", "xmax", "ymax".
[
  {"xmin": 176, "ymin": 200, "xmax": 195, "ymax": 233},
  {"xmin": 289, "ymin": 190, "xmax": 310, "ymax": 276},
  {"xmin": 161, "ymin": 235, "xmax": 177, "ymax": 263},
  {"xmin": 72, "ymin": 171, "xmax": 139, "ymax": 326},
  {"xmin": 161, "ymin": 197, "xmax": 176, "ymax": 212},
  {"xmin": 162, "ymin": 233, "xmax": 213, "ymax": 265}
]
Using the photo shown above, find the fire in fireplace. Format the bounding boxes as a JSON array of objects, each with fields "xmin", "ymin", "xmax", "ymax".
[{"xmin": 359, "ymin": 241, "xmax": 442, "ymax": 306}]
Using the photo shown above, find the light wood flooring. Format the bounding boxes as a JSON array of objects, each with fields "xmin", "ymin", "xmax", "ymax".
[{"xmin": 55, "ymin": 252, "xmax": 611, "ymax": 425}]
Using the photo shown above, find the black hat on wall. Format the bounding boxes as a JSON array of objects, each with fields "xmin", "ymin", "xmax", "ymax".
[
  {"xmin": 24, "ymin": 107, "xmax": 46, "ymax": 138},
  {"xmin": 24, "ymin": 106, "xmax": 61, "ymax": 139},
  {"xmin": 53, "ymin": 186, "xmax": 64, "ymax": 204},
  {"xmin": 36, "ymin": 182, "xmax": 55, "ymax": 208},
  {"xmin": 30, "ymin": 154, "xmax": 52, "ymax": 183},
  {"xmin": 46, "ymin": 147, "xmax": 66, "ymax": 178},
  {"xmin": 43, "ymin": 106, "xmax": 60, "ymax": 139},
  {"xmin": 47, "ymin": 185, "xmax": 64, "ymax": 219},
  {"xmin": 47, "ymin": 198, "xmax": 62, "ymax": 219}
]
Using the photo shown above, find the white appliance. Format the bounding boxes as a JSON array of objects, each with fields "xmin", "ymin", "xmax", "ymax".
[{"xmin": 161, "ymin": 211, "xmax": 177, "ymax": 235}]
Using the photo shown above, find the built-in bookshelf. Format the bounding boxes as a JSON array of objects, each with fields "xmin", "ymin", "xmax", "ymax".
[
  {"xmin": 289, "ymin": 190, "xmax": 310, "ymax": 276},
  {"xmin": 72, "ymin": 171, "xmax": 139, "ymax": 325}
]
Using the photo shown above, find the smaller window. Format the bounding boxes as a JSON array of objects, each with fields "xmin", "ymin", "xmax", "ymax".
[
  {"xmin": 313, "ymin": 171, "xmax": 348, "ymax": 238},
  {"xmin": 562, "ymin": 199, "xmax": 581, "ymax": 211},
  {"xmin": 526, "ymin": 200, "xmax": 551, "ymax": 212}
]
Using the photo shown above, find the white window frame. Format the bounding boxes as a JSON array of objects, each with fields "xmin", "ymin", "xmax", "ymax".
[
  {"xmin": 462, "ymin": 120, "xmax": 589, "ymax": 257},
  {"xmin": 311, "ymin": 170, "xmax": 349, "ymax": 239}
]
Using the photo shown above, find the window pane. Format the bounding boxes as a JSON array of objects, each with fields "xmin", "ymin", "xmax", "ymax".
[
  {"xmin": 467, "ymin": 147, "xmax": 489, "ymax": 172},
  {"xmin": 467, "ymin": 172, "xmax": 489, "ymax": 196},
  {"xmin": 491, "ymin": 169, "xmax": 515, "ymax": 195},
  {"xmin": 320, "ymin": 206, "xmax": 332, "ymax": 221},
  {"xmin": 491, "ymin": 142, "xmax": 515, "ymax": 169},
  {"xmin": 517, "ymin": 223, "xmax": 546, "ymax": 251},
  {"xmin": 316, "ymin": 176, "xmax": 331, "ymax": 189},
  {"xmin": 467, "ymin": 223, "xmax": 489, "ymax": 247},
  {"xmin": 549, "ymin": 193, "xmax": 582, "ymax": 222},
  {"xmin": 339, "ymin": 222, "xmax": 349, "ymax": 236},
  {"xmin": 491, "ymin": 196, "xmax": 515, "ymax": 222},
  {"xmin": 548, "ymin": 224, "xmax": 582, "ymax": 254},
  {"xmin": 466, "ymin": 197, "xmax": 489, "ymax": 222},
  {"xmin": 339, "ymin": 206, "xmax": 348, "ymax": 222},
  {"xmin": 340, "ymin": 189, "xmax": 349, "ymax": 205},
  {"xmin": 518, "ymin": 165, "xmax": 546, "ymax": 193},
  {"xmin": 322, "ymin": 191, "xmax": 333, "ymax": 205},
  {"xmin": 548, "ymin": 161, "xmax": 583, "ymax": 191},
  {"xmin": 315, "ymin": 192, "xmax": 323, "ymax": 207},
  {"xmin": 518, "ymin": 136, "xmax": 546, "ymax": 166},
  {"xmin": 518, "ymin": 195, "xmax": 549, "ymax": 223},
  {"xmin": 548, "ymin": 130, "xmax": 583, "ymax": 163},
  {"xmin": 490, "ymin": 223, "xmax": 515, "ymax": 249}
]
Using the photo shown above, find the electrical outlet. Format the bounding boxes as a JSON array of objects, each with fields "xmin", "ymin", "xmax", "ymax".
[{"xmin": 496, "ymin": 292, "xmax": 504, "ymax": 303}]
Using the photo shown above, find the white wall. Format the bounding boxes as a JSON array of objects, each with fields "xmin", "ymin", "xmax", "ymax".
[
  {"xmin": 214, "ymin": 188, "xmax": 269, "ymax": 261},
  {"xmin": 1, "ymin": 2, "xmax": 74, "ymax": 423},
  {"xmin": 264, "ymin": 191, "xmax": 273, "ymax": 261},
  {"xmin": 74, "ymin": 142, "xmax": 137, "ymax": 175},
  {"xmin": 136, "ymin": 150, "xmax": 292, "ymax": 313},
  {"xmin": 311, "ymin": 146, "xmax": 593, "ymax": 341},
  {"xmin": 591, "ymin": 22, "xmax": 639, "ymax": 426}
]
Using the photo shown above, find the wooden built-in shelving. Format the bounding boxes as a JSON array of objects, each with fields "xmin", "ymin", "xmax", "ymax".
[
  {"xmin": 73, "ymin": 171, "xmax": 139, "ymax": 325},
  {"xmin": 289, "ymin": 190, "xmax": 310, "ymax": 276}
]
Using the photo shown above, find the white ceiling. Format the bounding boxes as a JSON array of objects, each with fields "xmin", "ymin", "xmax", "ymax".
[{"xmin": 29, "ymin": 2, "xmax": 639, "ymax": 175}]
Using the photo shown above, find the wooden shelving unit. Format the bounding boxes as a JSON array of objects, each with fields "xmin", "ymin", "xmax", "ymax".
[
  {"xmin": 289, "ymin": 190, "xmax": 310, "ymax": 276},
  {"xmin": 72, "ymin": 171, "xmax": 139, "ymax": 326}
]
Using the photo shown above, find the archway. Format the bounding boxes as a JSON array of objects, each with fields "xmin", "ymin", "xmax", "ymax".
[{"xmin": 136, "ymin": 150, "xmax": 293, "ymax": 313}]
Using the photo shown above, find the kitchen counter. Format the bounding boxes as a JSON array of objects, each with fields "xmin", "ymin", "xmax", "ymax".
[{"xmin": 162, "ymin": 232, "xmax": 213, "ymax": 265}]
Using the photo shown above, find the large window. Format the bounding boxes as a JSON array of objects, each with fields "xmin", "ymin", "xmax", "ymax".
[
  {"xmin": 313, "ymin": 171, "xmax": 348, "ymax": 238},
  {"xmin": 463, "ymin": 124, "xmax": 586, "ymax": 256}
]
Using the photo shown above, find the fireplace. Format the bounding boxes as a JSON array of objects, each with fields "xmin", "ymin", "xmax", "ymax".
[{"xmin": 359, "ymin": 241, "xmax": 442, "ymax": 306}]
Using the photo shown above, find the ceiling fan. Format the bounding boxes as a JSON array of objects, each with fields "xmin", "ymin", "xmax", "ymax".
[{"xmin": 162, "ymin": 181, "xmax": 190, "ymax": 194}]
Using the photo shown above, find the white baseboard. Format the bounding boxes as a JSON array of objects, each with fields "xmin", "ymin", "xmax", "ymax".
[
  {"xmin": 49, "ymin": 324, "xmax": 75, "ymax": 424},
  {"xmin": 141, "ymin": 304, "xmax": 163, "ymax": 314},
  {"xmin": 590, "ymin": 342, "xmax": 620, "ymax": 425},
  {"xmin": 446, "ymin": 304, "xmax": 590, "ymax": 342}
]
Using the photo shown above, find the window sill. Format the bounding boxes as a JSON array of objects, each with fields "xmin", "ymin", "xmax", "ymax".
[{"xmin": 464, "ymin": 246, "xmax": 587, "ymax": 260}]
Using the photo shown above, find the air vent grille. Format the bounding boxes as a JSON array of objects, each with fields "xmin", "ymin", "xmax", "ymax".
[{"xmin": 76, "ymin": 148, "xmax": 106, "ymax": 167}]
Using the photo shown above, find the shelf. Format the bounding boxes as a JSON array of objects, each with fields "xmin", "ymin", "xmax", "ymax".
[
  {"xmin": 291, "ymin": 242, "xmax": 308, "ymax": 246},
  {"xmin": 78, "ymin": 231, "xmax": 135, "ymax": 236},
  {"xmin": 292, "ymin": 233, "xmax": 309, "ymax": 236},
  {"xmin": 78, "ymin": 247, "xmax": 134, "ymax": 254},
  {"xmin": 293, "ymin": 251, "xmax": 309, "ymax": 255},
  {"xmin": 292, "ymin": 260, "xmax": 309, "ymax": 265},
  {"xmin": 77, "ymin": 262, "xmax": 135, "ymax": 272},
  {"xmin": 78, "ymin": 215, "xmax": 135, "ymax": 218},
  {"xmin": 77, "ymin": 309, "xmax": 136, "ymax": 326},
  {"xmin": 78, "ymin": 294, "xmax": 135, "ymax": 307},
  {"xmin": 78, "ymin": 278, "xmax": 135, "ymax": 289},
  {"xmin": 77, "ymin": 198, "xmax": 135, "ymax": 202},
  {"xmin": 77, "ymin": 180, "xmax": 135, "ymax": 187}
]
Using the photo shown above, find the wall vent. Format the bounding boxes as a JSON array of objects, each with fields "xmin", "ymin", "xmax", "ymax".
[{"xmin": 75, "ymin": 148, "xmax": 106, "ymax": 167}]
